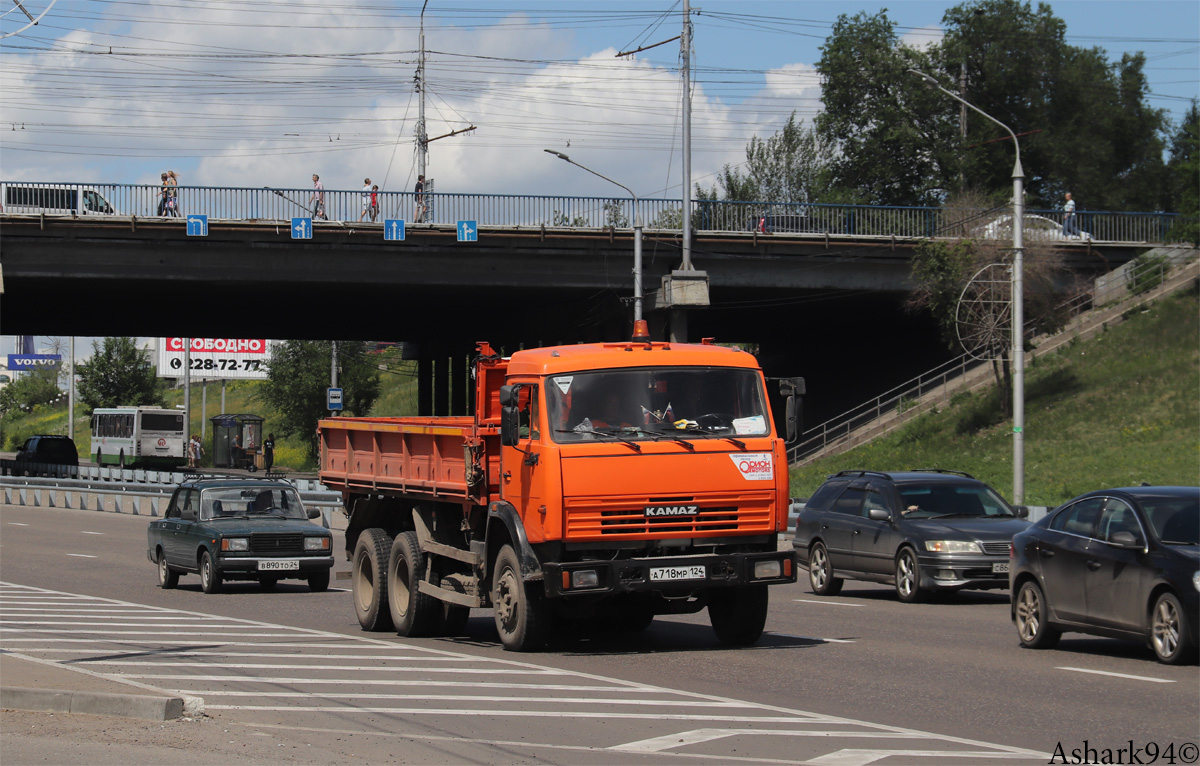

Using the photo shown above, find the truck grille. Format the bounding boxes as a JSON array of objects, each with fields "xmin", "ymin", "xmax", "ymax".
[
  {"xmin": 565, "ymin": 493, "xmax": 776, "ymax": 539},
  {"xmin": 250, "ymin": 533, "xmax": 304, "ymax": 554}
]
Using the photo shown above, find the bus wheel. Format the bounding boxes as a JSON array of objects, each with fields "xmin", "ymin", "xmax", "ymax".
[
  {"xmin": 118, "ymin": 451, "xmax": 126, "ymax": 468},
  {"xmin": 95, "ymin": 449, "xmax": 103, "ymax": 465}
]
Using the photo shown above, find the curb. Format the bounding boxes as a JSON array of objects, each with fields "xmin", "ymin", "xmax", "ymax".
[{"xmin": 1, "ymin": 685, "xmax": 191, "ymax": 721}]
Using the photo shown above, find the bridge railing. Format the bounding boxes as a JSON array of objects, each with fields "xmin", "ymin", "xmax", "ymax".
[{"xmin": 0, "ymin": 182, "xmax": 1184, "ymax": 243}]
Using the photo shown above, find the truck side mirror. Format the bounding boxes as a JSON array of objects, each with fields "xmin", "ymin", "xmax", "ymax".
[
  {"xmin": 778, "ymin": 377, "xmax": 805, "ymax": 443},
  {"xmin": 500, "ymin": 385, "xmax": 520, "ymax": 447}
]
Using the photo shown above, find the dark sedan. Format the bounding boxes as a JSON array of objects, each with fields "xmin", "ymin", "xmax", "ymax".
[
  {"xmin": 794, "ymin": 470, "xmax": 1030, "ymax": 602},
  {"xmin": 1011, "ymin": 486, "xmax": 1199, "ymax": 664},
  {"xmin": 147, "ymin": 478, "xmax": 334, "ymax": 593}
]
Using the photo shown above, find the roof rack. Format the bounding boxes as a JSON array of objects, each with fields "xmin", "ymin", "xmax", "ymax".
[
  {"xmin": 908, "ymin": 468, "xmax": 975, "ymax": 479},
  {"xmin": 830, "ymin": 470, "xmax": 894, "ymax": 481}
]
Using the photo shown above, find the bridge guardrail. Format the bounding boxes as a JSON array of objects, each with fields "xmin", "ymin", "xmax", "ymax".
[{"xmin": 0, "ymin": 181, "xmax": 1186, "ymax": 244}]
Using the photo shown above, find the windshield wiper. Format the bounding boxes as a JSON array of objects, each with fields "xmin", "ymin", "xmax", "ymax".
[
  {"xmin": 634, "ymin": 428, "xmax": 695, "ymax": 451},
  {"xmin": 673, "ymin": 425, "xmax": 746, "ymax": 449},
  {"xmin": 556, "ymin": 428, "xmax": 641, "ymax": 452}
]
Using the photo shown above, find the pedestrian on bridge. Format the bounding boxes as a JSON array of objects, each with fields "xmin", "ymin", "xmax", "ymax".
[
  {"xmin": 310, "ymin": 174, "xmax": 327, "ymax": 220},
  {"xmin": 1062, "ymin": 192, "xmax": 1079, "ymax": 237},
  {"xmin": 414, "ymin": 174, "xmax": 426, "ymax": 222},
  {"xmin": 157, "ymin": 173, "xmax": 170, "ymax": 216},
  {"xmin": 166, "ymin": 170, "xmax": 180, "ymax": 217},
  {"xmin": 359, "ymin": 178, "xmax": 372, "ymax": 222},
  {"xmin": 370, "ymin": 184, "xmax": 379, "ymax": 221}
]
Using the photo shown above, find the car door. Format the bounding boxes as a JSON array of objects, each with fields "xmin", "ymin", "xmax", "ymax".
[
  {"xmin": 170, "ymin": 489, "xmax": 202, "ymax": 567},
  {"xmin": 852, "ymin": 486, "xmax": 901, "ymax": 575},
  {"xmin": 158, "ymin": 490, "xmax": 183, "ymax": 562},
  {"xmin": 819, "ymin": 485, "xmax": 867, "ymax": 574},
  {"xmin": 1038, "ymin": 498, "xmax": 1103, "ymax": 622},
  {"xmin": 1082, "ymin": 497, "xmax": 1150, "ymax": 633}
]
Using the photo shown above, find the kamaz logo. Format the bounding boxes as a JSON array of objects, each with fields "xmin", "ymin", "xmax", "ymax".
[{"xmin": 644, "ymin": 505, "xmax": 699, "ymax": 517}]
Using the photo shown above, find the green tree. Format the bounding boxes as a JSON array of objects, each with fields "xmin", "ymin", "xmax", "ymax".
[
  {"xmin": 701, "ymin": 114, "xmax": 838, "ymax": 204},
  {"xmin": 0, "ymin": 366, "xmax": 62, "ymax": 416},
  {"xmin": 1165, "ymin": 101, "xmax": 1199, "ymax": 243},
  {"xmin": 76, "ymin": 337, "xmax": 166, "ymax": 414},
  {"xmin": 257, "ymin": 340, "xmax": 381, "ymax": 460}
]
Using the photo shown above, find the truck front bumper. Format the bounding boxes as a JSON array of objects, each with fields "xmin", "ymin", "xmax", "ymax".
[{"xmin": 543, "ymin": 550, "xmax": 796, "ymax": 597}]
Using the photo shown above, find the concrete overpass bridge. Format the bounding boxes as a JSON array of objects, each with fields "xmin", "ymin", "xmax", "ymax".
[{"xmin": 0, "ymin": 183, "xmax": 1171, "ymax": 424}]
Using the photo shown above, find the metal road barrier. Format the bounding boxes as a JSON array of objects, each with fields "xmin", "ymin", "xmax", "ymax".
[
  {"xmin": 0, "ymin": 473, "xmax": 345, "ymax": 528},
  {"xmin": 0, "ymin": 181, "xmax": 1186, "ymax": 244}
]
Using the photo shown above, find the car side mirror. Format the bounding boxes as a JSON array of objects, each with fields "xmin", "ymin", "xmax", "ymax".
[
  {"xmin": 1108, "ymin": 530, "xmax": 1142, "ymax": 549},
  {"xmin": 1013, "ymin": 505, "xmax": 1029, "ymax": 519},
  {"xmin": 867, "ymin": 508, "xmax": 891, "ymax": 522},
  {"xmin": 307, "ymin": 508, "xmax": 321, "ymax": 520},
  {"xmin": 181, "ymin": 508, "xmax": 196, "ymax": 522}
]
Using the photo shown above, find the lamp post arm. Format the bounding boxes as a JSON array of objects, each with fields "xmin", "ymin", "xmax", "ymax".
[{"xmin": 907, "ymin": 70, "xmax": 1022, "ymax": 177}]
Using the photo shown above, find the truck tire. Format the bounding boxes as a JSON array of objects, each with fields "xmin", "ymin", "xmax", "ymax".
[
  {"xmin": 308, "ymin": 569, "xmax": 330, "ymax": 592},
  {"xmin": 353, "ymin": 528, "xmax": 394, "ymax": 631},
  {"xmin": 387, "ymin": 532, "xmax": 441, "ymax": 637},
  {"xmin": 708, "ymin": 584, "xmax": 768, "ymax": 646},
  {"xmin": 492, "ymin": 544, "xmax": 550, "ymax": 651}
]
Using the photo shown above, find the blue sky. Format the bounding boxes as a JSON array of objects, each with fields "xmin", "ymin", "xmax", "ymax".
[{"xmin": 1, "ymin": 0, "xmax": 1195, "ymax": 201}]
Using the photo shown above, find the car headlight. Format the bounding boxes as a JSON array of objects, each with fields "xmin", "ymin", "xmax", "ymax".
[
  {"xmin": 305, "ymin": 536, "xmax": 330, "ymax": 551},
  {"xmin": 924, "ymin": 540, "xmax": 982, "ymax": 554},
  {"xmin": 222, "ymin": 537, "xmax": 249, "ymax": 552}
]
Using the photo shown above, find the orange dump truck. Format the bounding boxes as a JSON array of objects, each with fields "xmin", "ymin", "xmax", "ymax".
[{"xmin": 318, "ymin": 333, "xmax": 801, "ymax": 651}]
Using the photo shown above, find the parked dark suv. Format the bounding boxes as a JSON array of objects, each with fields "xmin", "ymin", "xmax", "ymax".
[
  {"xmin": 793, "ymin": 470, "xmax": 1029, "ymax": 602},
  {"xmin": 14, "ymin": 435, "xmax": 79, "ymax": 467}
]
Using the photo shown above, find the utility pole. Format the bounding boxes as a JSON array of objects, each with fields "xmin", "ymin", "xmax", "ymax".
[
  {"xmin": 681, "ymin": 0, "xmax": 692, "ymax": 272},
  {"xmin": 416, "ymin": 0, "xmax": 428, "ymax": 180}
]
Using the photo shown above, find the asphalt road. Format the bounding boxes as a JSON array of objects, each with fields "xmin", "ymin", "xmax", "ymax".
[{"xmin": 2, "ymin": 502, "xmax": 1197, "ymax": 765}]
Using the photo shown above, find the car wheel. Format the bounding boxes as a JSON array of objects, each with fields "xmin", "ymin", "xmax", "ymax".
[
  {"xmin": 387, "ymin": 531, "xmax": 440, "ymax": 637},
  {"xmin": 352, "ymin": 528, "xmax": 393, "ymax": 631},
  {"xmin": 894, "ymin": 548, "xmax": 923, "ymax": 603},
  {"xmin": 199, "ymin": 550, "xmax": 222, "ymax": 594},
  {"xmin": 308, "ymin": 569, "xmax": 330, "ymax": 593},
  {"xmin": 157, "ymin": 550, "xmax": 178, "ymax": 589},
  {"xmin": 708, "ymin": 584, "xmax": 769, "ymax": 646},
  {"xmin": 808, "ymin": 542, "xmax": 843, "ymax": 596},
  {"xmin": 259, "ymin": 577, "xmax": 278, "ymax": 590},
  {"xmin": 1150, "ymin": 592, "xmax": 1194, "ymax": 664},
  {"xmin": 492, "ymin": 544, "xmax": 551, "ymax": 651},
  {"xmin": 1015, "ymin": 580, "xmax": 1061, "ymax": 649}
]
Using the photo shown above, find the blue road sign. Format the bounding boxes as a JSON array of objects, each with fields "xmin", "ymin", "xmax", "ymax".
[
  {"xmin": 457, "ymin": 220, "xmax": 478, "ymax": 242},
  {"xmin": 384, "ymin": 219, "xmax": 406, "ymax": 241},
  {"xmin": 291, "ymin": 217, "xmax": 313, "ymax": 240},
  {"xmin": 327, "ymin": 387, "xmax": 343, "ymax": 411},
  {"xmin": 186, "ymin": 214, "xmax": 208, "ymax": 237}
]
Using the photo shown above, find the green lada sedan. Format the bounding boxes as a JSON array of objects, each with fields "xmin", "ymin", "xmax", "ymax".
[{"xmin": 147, "ymin": 478, "xmax": 334, "ymax": 593}]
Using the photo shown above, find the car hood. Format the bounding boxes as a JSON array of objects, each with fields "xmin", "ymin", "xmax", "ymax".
[{"xmin": 903, "ymin": 516, "xmax": 1030, "ymax": 540}]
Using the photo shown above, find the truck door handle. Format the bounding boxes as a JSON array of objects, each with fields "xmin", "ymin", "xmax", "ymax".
[
  {"xmin": 502, "ymin": 471, "xmax": 511, "ymax": 482},
  {"xmin": 1086, "ymin": 560, "xmax": 1101, "ymax": 571}
]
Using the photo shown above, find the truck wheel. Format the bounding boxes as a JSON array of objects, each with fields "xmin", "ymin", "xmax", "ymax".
[
  {"xmin": 387, "ymin": 532, "xmax": 440, "ymax": 637},
  {"xmin": 199, "ymin": 550, "xmax": 222, "ymax": 594},
  {"xmin": 708, "ymin": 584, "xmax": 768, "ymax": 646},
  {"xmin": 492, "ymin": 544, "xmax": 550, "ymax": 651},
  {"xmin": 352, "ymin": 528, "xmax": 394, "ymax": 631},
  {"xmin": 308, "ymin": 569, "xmax": 330, "ymax": 592},
  {"xmin": 157, "ymin": 550, "xmax": 178, "ymax": 589}
]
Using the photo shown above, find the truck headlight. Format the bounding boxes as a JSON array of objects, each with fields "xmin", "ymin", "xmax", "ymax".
[
  {"xmin": 222, "ymin": 538, "xmax": 249, "ymax": 552},
  {"xmin": 925, "ymin": 540, "xmax": 981, "ymax": 554},
  {"xmin": 305, "ymin": 536, "xmax": 330, "ymax": 551}
]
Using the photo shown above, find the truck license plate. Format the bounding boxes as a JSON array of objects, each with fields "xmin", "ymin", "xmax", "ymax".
[
  {"xmin": 992, "ymin": 562, "xmax": 1009, "ymax": 574},
  {"xmin": 650, "ymin": 565, "xmax": 706, "ymax": 582},
  {"xmin": 258, "ymin": 560, "xmax": 300, "ymax": 571}
]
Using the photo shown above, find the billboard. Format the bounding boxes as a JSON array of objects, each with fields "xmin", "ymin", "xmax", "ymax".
[
  {"xmin": 157, "ymin": 338, "xmax": 273, "ymax": 380},
  {"xmin": 8, "ymin": 354, "xmax": 62, "ymax": 370}
]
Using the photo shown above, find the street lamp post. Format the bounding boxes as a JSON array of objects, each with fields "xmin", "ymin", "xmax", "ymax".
[
  {"xmin": 544, "ymin": 149, "xmax": 643, "ymax": 323},
  {"xmin": 909, "ymin": 69, "xmax": 1026, "ymax": 504}
]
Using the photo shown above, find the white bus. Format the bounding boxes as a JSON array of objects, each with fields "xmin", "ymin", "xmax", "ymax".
[{"xmin": 90, "ymin": 407, "xmax": 187, "ymax": 468}]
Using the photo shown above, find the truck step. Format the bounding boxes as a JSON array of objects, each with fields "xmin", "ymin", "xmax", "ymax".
[{"xmin": 418, "ymin": 579, "xmax": 484, "ymax": 607}]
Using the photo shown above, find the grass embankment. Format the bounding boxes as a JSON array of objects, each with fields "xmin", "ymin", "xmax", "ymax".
[
  {"xmin": 2, "ymin": 362, "xmax": 420, "ymax": 473},
  {"xmin": 789, "ymin": 288, "xmax": 1200, "ymax": 507}
]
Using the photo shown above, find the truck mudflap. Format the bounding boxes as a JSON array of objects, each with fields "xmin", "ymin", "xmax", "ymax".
[{"xmin": 542, "ymin": 550, "xmax": 796, "ymax": 598}]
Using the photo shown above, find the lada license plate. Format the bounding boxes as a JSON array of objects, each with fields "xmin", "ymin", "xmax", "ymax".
[
  {"xmin": 992, "ymin": 562, "xmax": 1009, "ymax": 574},
  {"xmin": 650, "ymin": 565, "xmax": 706, "ymax": 582},
  {"xmin": 259, "ymin": 560, "xmax": 300, "ymax": 571}
]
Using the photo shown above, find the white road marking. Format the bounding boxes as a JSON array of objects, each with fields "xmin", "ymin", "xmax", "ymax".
[
  {"xmin": 768, "ymin": 633, "xmax": 857, "ymax": 644},
  {"xmin": 613, "ymin": 728, "xmax": 929, "ymax": 753},
  {"xmin": 793, "ymin": 599, "xmax": 864, "ymax": 607},
  {"xmin": 64, "ymin": 554, "xmax": 98, "ymax": 558},
  {"xmin": 81, "ymin": 531, "xmax": 105, "ymax": 535},
  {"xmin": 811, "ymin": 749, "xmax": 1042, "ymax": 765},
  {"xmin": 1057, "ymin": 666, "xmax": 1175, "ymax": 683},
  {"xmin": 7, "ymin": 522, "xmax": 29, "ymax": 526}
]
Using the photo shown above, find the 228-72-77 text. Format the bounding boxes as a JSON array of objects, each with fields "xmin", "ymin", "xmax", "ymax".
[{"xmin": 180, "ymin": 358, "xmax": 262, "ymax": 372}]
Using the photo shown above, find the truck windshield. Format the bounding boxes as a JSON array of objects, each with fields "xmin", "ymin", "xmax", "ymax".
[{"xmin": 546, "ymin": 367, "xmax": 770, "ymax": 443}]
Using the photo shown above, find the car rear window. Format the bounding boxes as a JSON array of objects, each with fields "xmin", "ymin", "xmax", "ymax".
[{"xmin": 805, "ymin": 480, "xmax": 847, "ymax": 512}]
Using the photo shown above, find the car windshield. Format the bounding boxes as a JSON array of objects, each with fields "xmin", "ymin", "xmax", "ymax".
[
  {"xmin": 897, "ymin": 484, "xmax": 1015, "ymax": 518},
  {"xmin": 201, "ymin": 487, "xmax": 306, "ymax": 520},
  {"xmin": 1142, "ymin": 497, "xmax": 1199, "ymax": 545},
  {"xmin": 546, "ymin": 366, "xmax": 770, "ymax": 444}
]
